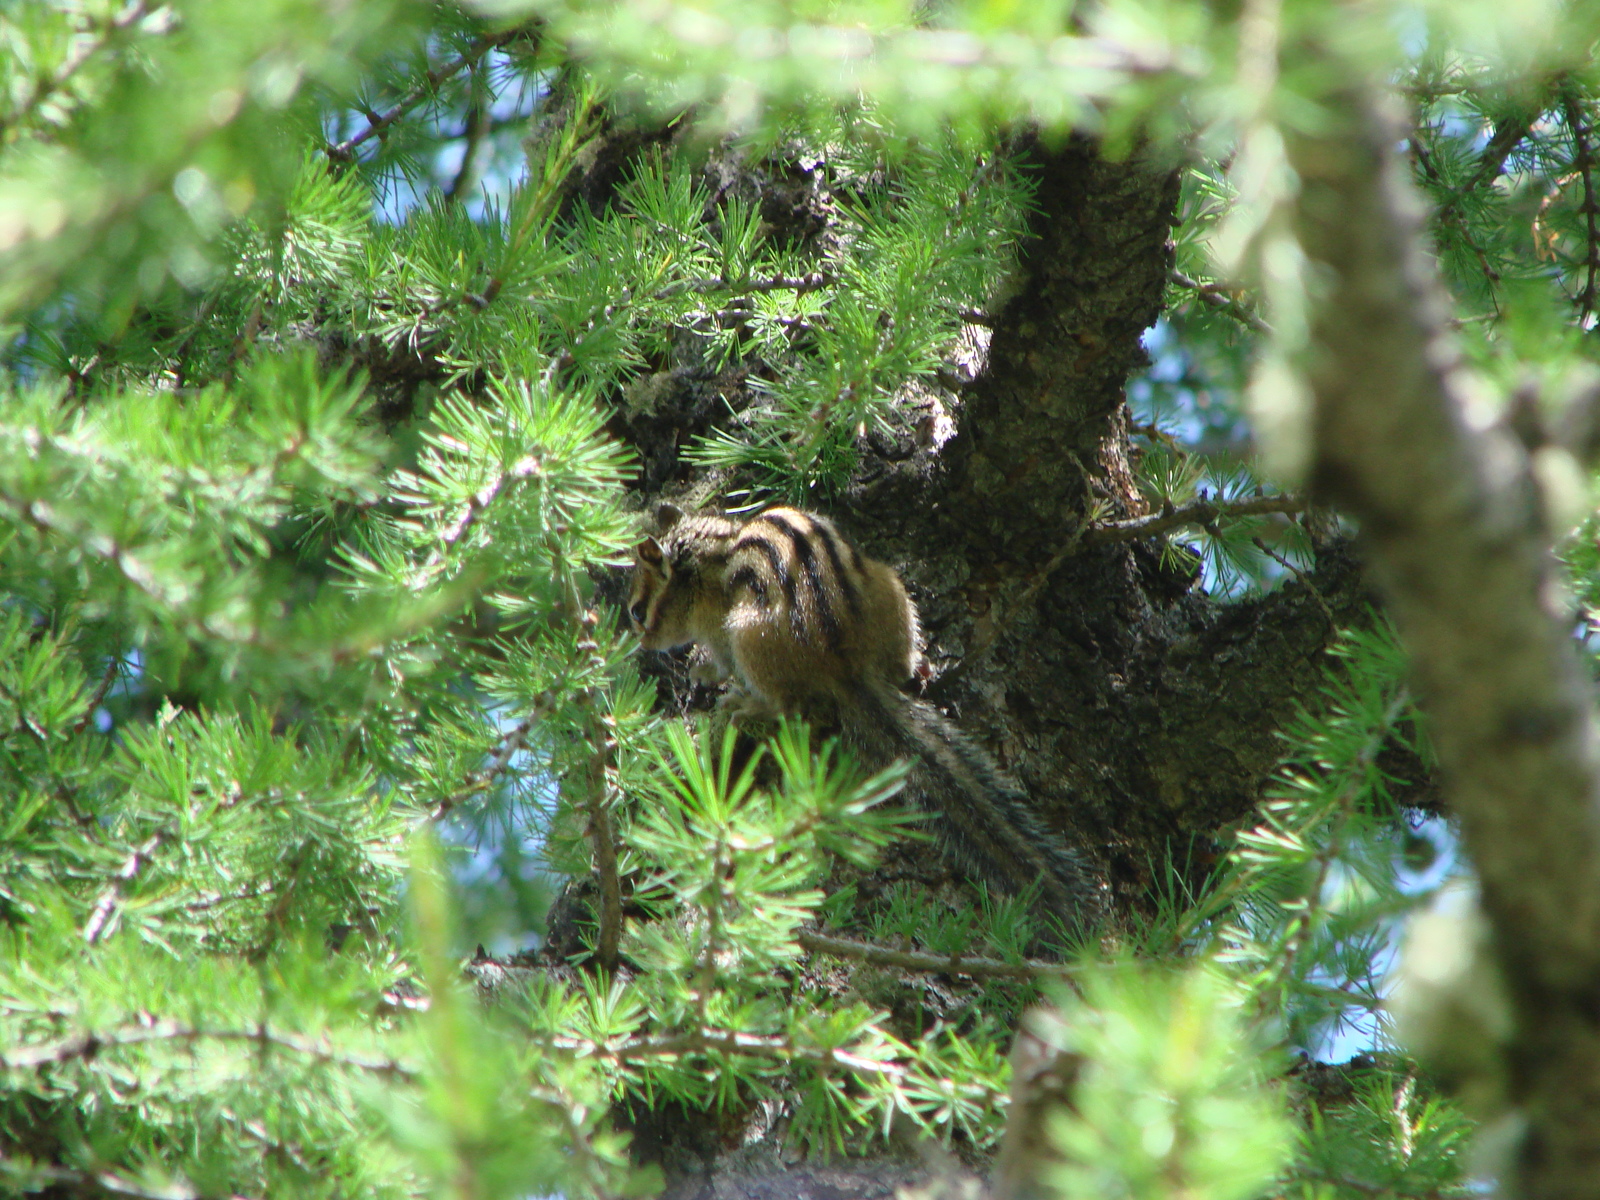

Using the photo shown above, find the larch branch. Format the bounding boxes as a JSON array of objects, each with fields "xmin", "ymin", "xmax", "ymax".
[{"xmin": 1291, "ymin": 81, "xmax": 1600, "ymax": 1200}]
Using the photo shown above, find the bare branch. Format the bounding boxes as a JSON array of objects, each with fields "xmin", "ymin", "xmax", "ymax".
[
  {"xmin": 1169, "ymin": 269, "xmax": 1271, "ymax": 334},
  {"xmin": 570, "ymin": 605, "xmax": 623, "ymax": 974},
  {"xmin": 1082, "ymin": 492, "xmax": 1306, "ymax": 545},
  {"xmin": 326, "ymin": 31, "xmax": 520, "ymax": 164},
  {"xmin": 1562, "ymin": 88, "xmax": 1600, "ymax": 323},
  {"xmin": 1290, "ymin": 82, "xmax": 1600, "ymax": 1198},
  {"xmin": 430, "ymin": 704, "xmax": 548, "ymax": 821},
  {"xmin": 797, "ymin": 930, "xmax": 1078, "ymax": 982},
  {"xmin": 0, "ymin": 1153, "xmax": 228, "ymax": 1200},
  {"xmin": 0, "ymin": 1018, "xmax": 416, "ymax": 1080},
  {"xmin": 1252, "ymin": 535, "xmax": 1336, "ymax": 628},
  {"xmin": 0, "ymin": 0, "xmax": 156, "ymax": 146},
  {"xmin": 651, "ymin": 271, "xmax": 830, "ymax": 301},
  {"xmin": 82, "ymin": 833, "xmax": 163, "ymax": 944}
]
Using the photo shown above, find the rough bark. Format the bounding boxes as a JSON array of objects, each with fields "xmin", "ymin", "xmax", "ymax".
[
  {"xmin": 1289, "ymin": 86, "xmax": 1600, "ymax": 1200},
  {"xmin": 840, "ymin": 135, "xmax": 1369, "ymax": 909}
]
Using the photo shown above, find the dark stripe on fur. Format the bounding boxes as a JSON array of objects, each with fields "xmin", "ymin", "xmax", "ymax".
[
  {"xmin": 812, "ymin": 519, "xmax": 861, "ymax": 619},
  {"xmin": 727, "ymin": 564, "xmax": 769, "ymax": 607},
  {"xmin": 747, "ymin": 512, "xmax": 841, "ymax": 648},
  {"xmin": 735, "ymin": 530, "xmax": 797, "ymax": 618},
  {"xmin": 844, "ymin": 679, "xmax": 1101, "ymax": 933}
]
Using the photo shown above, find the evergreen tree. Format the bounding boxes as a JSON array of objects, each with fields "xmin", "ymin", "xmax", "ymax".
[{"xmin": 0, "ymin": 1, "xmax": 1595, "ymax": 1198}]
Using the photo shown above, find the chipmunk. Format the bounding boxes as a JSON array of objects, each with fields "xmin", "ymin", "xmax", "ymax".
[{"xmin": 629, "ymin": 502, "xmax": 1103, "ymax": 930}]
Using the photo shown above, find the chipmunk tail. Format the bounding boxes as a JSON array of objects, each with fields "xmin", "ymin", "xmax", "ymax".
[{"xmin": 842, "ymin": 679, "xmax": 1105, "ymax": 935}]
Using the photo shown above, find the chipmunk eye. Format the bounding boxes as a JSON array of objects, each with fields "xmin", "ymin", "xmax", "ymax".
[{"xmin": 629, "ymin": 601, "xmax": 648, "ymax": 626}]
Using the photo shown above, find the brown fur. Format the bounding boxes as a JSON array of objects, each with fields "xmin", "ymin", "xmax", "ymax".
[
  {"xmin": 629, "ymin": 503, "xmax": 919, "ymax": 716},
  {"xmin": 628, "ymin": 503, "xmax": 1103, "ymax": 931}
]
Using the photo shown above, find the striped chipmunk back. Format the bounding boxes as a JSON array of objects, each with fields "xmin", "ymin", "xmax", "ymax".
[{"xmin": 628, "ymin": 502, "xmax": 1104, "ymax": 933}]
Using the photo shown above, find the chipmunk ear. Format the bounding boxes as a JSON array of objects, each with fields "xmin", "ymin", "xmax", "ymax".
[
  {"xmin": 653, "ymin": 502, "xmax": 685, "ymax": 532},
  {"xmin": 636, "ymin": 535, "xmax": 665, "ymax": 567}
]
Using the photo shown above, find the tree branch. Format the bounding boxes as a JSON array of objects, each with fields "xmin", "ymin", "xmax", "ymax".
[
  {"xmin": 71, "ymin": 654, "xmax": 121, "ymax": 733},
  {"xmin": 1289, "ymin": 82, "xmax": 1600, "ymax": 1200},
  {"xmin": 407, "ymin": 452, "xmax": 544, "ymax": 590},
  {"xmin": 1561, "ymin": 88, "xmax": 1600, "ymax": 324},
  {"xmin": 565, "ymin": 597, "xmax": 622, "ymax": 975},
  {"xmin": 797, "ymin": 930, "xmax": 1077, "ymax": 982},
  {"xmin": 1169, "ymin": 269, "xmax": 1272, "ymax": 334},
  {"xmin": 82, "ymin": 833, "xmax": 163, "ymax": 944},
  {"xmin": 651, "ymin": 271, "xmax": 830, "ymax": 301},
  {"xmin": 0, "ymin": 1018, "xmax": 416, "ymax": 1080},
  {"xmin": 0, "ymin": 1154, "xmax": 237, "ymax": 1200},
  {"xmin": 0, "ymin": 0, "xmax": 156, "ymax": 146},
  {"xmin": 1082, "ymin": 492, "xmax": 1306, "ymax": 545},
  {"xmin": 325, "ymin": 31, "xmax": 520, "ymax": 165},
  {"xmin": 430, "ymin": 704, "xmax": 547, "ymax": 821}
]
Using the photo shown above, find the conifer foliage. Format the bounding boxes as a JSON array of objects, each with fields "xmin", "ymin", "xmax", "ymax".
[{"xmin": 1, "ymin": 0, "xmax": 1597, "ymax": 1197}]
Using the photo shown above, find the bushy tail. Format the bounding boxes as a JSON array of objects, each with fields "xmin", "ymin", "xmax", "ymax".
[{"xmin": 843, "ymin": 680, "xmax": 1104, "ymax": 932}]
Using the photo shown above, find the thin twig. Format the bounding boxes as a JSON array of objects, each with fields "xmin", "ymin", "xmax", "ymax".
[
  {"xmin": 651, "ymin": 271, "xmax": 830, "ymax": 301},
  {"xmin": 1169, "ymin": 269, "xmax": 1271, "ymax": 334},
  {"xmin": 571, "ymin": 605, "xmax": 623, "ymax": 974},
  {"xmin": 964, "ymin": 506, "xmax": 1097, "ymax": 666},
  {"xmin": 1251, "ymin": 534, "xmax": 1336, "ymax": 629},
  {"xmin": 1128, "ymin": 419, "xmax": 1184, "ymax": 449},
  {"xmin": 72, "ymin": 655, "xmax": 121, "ymax": 733},
  {"xmin": 0, "ymin": 1154, "xmax": 224, "ymax": 1200},
  {"xmin": 445, "ymin": 69, "xmax": 491, "ymax": 204},
  {"xmin": 0, "ymin": 0, "xmax": 156, "ymax": 146},
  {"xmin": 0, "ymin": 1018, "xmax": 416, "ymax": 1080},
  {"xmin": 1563, "ymin": 88, "xmax": 1600, "ymax": 323},
  {"xmin": 965, "ymin": 492, "xmax": 1303, "ymax": 668},
  {"xmin": 82, "ymin": 833, "xmax": 163, "ymax": 944},
  {"xmin": 545, "ymin": 1023, "xmax": 907, "ymax": 1078},
  {"xmin": 798, "ymin": 930, "xmax": 1077, "ymax": 982},
  {"xmin": 325, "ymin": 31, "xmax": 518, "ymax": 164},
  {"xmin": 1412, "ymin": 135, "xmax": 1503, "ymax": 300},
  {"xmin": 1082, "ymin": 492, "xmax": 1306, "ymax": 544},
  {"xmin": 430, "ymin": 706, "xmax": 547, "ymax": 821},
  {"xmin": 407, "ymin": 452, "xmax": 545, "ymax": 590}
]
